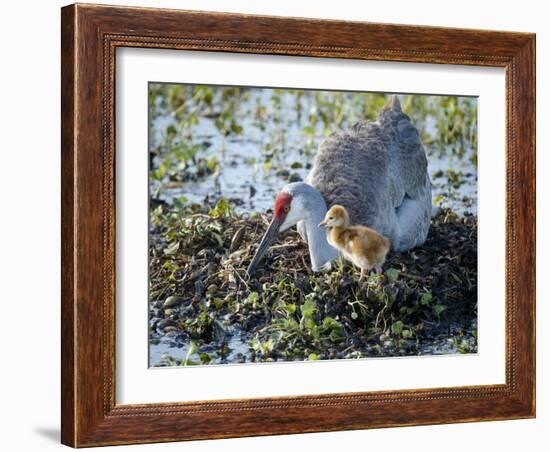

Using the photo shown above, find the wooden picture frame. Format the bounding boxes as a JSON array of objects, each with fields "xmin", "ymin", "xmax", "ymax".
[{"xmin": 61, "ymin": 3, "xmax": 536, "ymax": 447}]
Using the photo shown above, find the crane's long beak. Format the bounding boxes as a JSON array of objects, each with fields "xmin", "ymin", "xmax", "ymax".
[{"xmin": 246, "ymin": 216, "xmax": 283, "ymax": 276}]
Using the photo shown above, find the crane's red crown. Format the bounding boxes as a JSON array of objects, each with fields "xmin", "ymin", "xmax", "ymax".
[{"xmin": 274, "ymin": 192, "xmax": 292, "ymax": 219}]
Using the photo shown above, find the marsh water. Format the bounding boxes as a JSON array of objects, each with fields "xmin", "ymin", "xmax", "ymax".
[
  {"xmin": 148, "ymin": 86, "xmax": 478, "ymax": 367},
  {"xmin": 150, "ymin": 88, "xmax": 477, "ymax": 216}
]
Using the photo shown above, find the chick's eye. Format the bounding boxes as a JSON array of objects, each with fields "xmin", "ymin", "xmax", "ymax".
[{"xmin": 329, "ymin": 217, "xmax": 333, "ymax": 220}]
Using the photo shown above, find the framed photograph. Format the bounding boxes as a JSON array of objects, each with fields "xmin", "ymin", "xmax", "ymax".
[{"xmin": 61, "ymin": 3, "xmax": 536, "ymax": 447}]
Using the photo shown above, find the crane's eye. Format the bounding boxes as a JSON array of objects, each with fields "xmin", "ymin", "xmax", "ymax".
[{"xmin": 284, "ymin": 205, "xmax": 289, "ymax": 213}]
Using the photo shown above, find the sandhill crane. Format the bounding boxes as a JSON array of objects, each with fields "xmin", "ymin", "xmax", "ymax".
[{"xmin": 246, "ymin": 96, "xmax": 432, "ymax": 275}]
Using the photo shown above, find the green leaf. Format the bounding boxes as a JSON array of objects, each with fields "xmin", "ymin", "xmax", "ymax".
[
  {"xmin": 163, "ymin": 241, "xmax": 179, "ymax": 255},
  {"xmin": 210, "ymin": 298, "xmax": 225, "ymax": 310},
  {"xmin": 385, "ymin": 268, "xmax": 399, "ymax": 282},
  {"xmin": 206, "ymin": 156, "xmax": 219, "ymax": 171},
  {"xmin": 282, "ymin": 318, "xmax": 299, "ymax": 331},
  {"xmin": 153, "ymin": 163, "xmax": 166, "ymax": 180},
  {"xmin": 322, "ymin": 316, "xmax": 341, "ymax": 330},
  {"xmin": 283, "ymin": 303, "xmax": 296, "ymax": 315},
  {"xmin": 172, "ymin": 197, "xmax": 188, "ymax": 210},
  {"xmin": 321, "ymin": 317, "xmax": 344, "ymax": 343},
  {"xmin": 329, "ymin": 330, "xmax": 344, "ymax": 343},
  {"xmin": 302, "ymin": 125, "xmax": 315, "ymax": 136},
  {"xmin": 432, "ymin": 305, "xmax": 447, "ymax": 316},
  {"xmin": 245, "ymin": 292, "xmax": 259, "ymax": 307},
  {"xmin": 304, "ymin": 318, "xmax": 316, "ymax": 330},
  {"xmin": 209, "ymin": 198, "xmax": 232, "ymax": 218},
  {"xmin": 199, "ymin": 353, "xmax": 212, "ymax": 364},
  {"xmin": 308, "ymin": 353, "xmax": 320, "ymax": 361},
  {"xmin": 391, "ymin": 321, "xmax": 404, "ymax": 335},
  {"xmin": 231, "ymin": 123, "xmax": 243, "ymax": 135},
  {"xmin": 301, "ymin": 298, "xmax": 317, "ymax": 318},
  {"xmin": 183, "ymin": 341, "xmax": 199, "ymax": 366},
  {"xmin": 420, "ymin": 292, "xmax": 433, "ymax": 306}
]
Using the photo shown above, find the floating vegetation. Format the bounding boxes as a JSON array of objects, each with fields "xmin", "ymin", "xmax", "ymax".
[{"xmin": 149, "ymin": 200, "xmax": 477, "ymax": 366}]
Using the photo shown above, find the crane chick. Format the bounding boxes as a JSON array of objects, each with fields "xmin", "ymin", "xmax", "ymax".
[{"xmin": 319, "ymin": 205, "xmax": 390, "ymax": 282}]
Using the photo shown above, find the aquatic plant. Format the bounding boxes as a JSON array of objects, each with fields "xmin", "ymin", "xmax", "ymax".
[{"xmin": 149, "ymin": 200, "xmax": 477, "ymax": 366}]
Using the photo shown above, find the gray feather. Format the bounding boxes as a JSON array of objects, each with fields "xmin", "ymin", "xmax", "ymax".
[{"xmin": 306, "ymin": 97, "xmax": 432, "ymax": 251}]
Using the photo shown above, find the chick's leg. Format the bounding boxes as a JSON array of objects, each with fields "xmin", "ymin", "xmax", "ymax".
[{"xmin": 359, "ymin": 267, "xmax": 369, "ymax": 283}]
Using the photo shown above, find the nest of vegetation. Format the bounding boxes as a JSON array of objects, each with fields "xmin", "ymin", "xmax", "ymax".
[{"xmin": 149, "ymin": 199, "xmax": 477, "ymax": 366}]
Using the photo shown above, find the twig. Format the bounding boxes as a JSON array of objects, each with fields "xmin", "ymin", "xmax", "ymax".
[
  {"xmin": 300, "ymin": 254, "xmax": 312, "ymax": 275},
  {"xmin": 398, "ymin": 271, "xmax": 426, "ymax": 282},
  {"xmin": 269, "ymin": 243, "xmax": 300, "ymax": 250},
  {"xmin": 226, "ymin": 264, "xmax": 251, "ymax": 288}
]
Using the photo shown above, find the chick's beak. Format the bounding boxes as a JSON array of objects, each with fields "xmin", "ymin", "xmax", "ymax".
[
  {"xmin": 246, "ymin": 215, "xmax": 284, "ymax": 276},
  {"xmin": 318, "ymin": 220, "xmax": 328, "ymax": 228}
]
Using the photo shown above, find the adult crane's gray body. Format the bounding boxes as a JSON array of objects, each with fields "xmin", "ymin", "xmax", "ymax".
[
  {"xmin": 303, "ymin": 97, "xmax": 432, "ymax": 252},
  {"xmin": 246, "ymin": 97, "xmax": 432, "ymax": 275}
]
